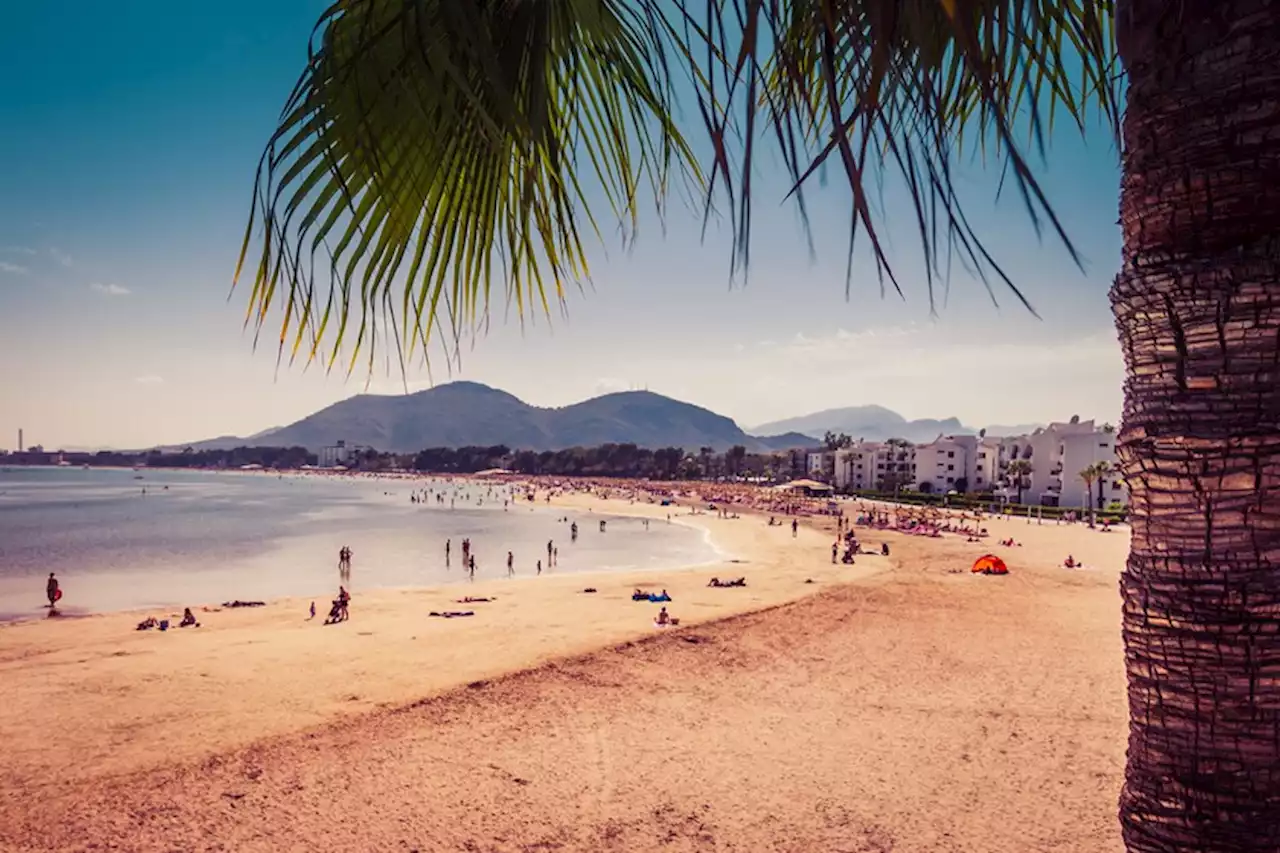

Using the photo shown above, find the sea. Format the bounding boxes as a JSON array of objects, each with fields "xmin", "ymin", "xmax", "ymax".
[{"xmin": 0, "ymin": 467, "xmax": 716, "ymax": 621}]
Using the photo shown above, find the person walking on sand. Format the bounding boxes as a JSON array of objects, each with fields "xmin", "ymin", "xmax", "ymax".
[
  {"xmin": 46, "ymin": 572, "xmax": 60, "ymax": 609},
  {"xmin": 446, "ymin": 539, "xmax": 451, "ymax": 564},
  {"xmin": 469, "ymin": 554, "xmax": 476, "ymax": 580},
  {"xmin": 507, "ymin": 551, "xmax": 514, "ymax": 577},
  {"xmin": 547, "ymin": 539, "xmax": 553, "ymax": 565},
  {"xmin": 536, "ymin": 559, "xmax": 542, "ymax": 576},
  {"xmin": 792, "ymin": 519, "xmax": 799, "ymax": 538}
]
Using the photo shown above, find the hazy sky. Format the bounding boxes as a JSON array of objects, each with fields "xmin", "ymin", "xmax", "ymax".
[{"xmin": 0, "ymin": 2, "xmax": 1124, "ymax": 450}]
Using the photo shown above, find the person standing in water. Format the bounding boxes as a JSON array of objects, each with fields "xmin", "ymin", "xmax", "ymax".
[
  {"xmin": 547, "ymin": 540, "xmax": 553, "ymax": 566},
  {"xmin": 46, "ymin": 573, "xmax": 60, "ymax": 609},
  {"xmin": 507, "ymin": 551, "xmax": 514, "ymax": 577},
  {"xmin": 445, "ymin": 538, "xmax": 451, "ymax": 565}
]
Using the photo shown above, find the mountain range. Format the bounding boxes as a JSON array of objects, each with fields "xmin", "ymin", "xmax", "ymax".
[
  {"xmin": 176, "ymin": 382, "xmax": 1045, "ymax": 454},
  {"xmin": 750, "ymin": 407, "xmax": 1044, "ymax": 446}
]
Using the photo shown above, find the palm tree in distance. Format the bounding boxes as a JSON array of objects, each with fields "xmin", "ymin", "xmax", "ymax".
[
  {"xmin": 1005, "ymin": 459, "xmax": 1033, "ymax": 506},
  {"xmin": 1079, "ymin": 464, "xmax": 1099, "ymax": 527},
  {"xmin": 238, "ymin": 3, "xmax": 1280, "ymax": 849},
  {"xmin": 1093, "ymin": 460, "xmax": 1114, "ymax": 512}
]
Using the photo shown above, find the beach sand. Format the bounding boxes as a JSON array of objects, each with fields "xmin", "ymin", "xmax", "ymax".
[{"xmin": 0, "ymin": 493, "xmax": 1130, "ymax": 852}]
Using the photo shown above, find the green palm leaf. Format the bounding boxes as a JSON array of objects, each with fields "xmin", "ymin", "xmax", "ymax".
[{"xmin": 238, "ymin": 0, "xmax": 1118, "ymax": 368}]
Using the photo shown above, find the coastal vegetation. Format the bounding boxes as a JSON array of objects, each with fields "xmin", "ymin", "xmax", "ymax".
[{"xmin": 237, "ymin": 2, "xmax": 1280, "ymax": 849}]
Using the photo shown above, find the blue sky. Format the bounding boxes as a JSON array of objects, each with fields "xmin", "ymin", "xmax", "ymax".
[{"xmin": 0, "ymin": 2, "xmax": 1124, "ymax": 450}]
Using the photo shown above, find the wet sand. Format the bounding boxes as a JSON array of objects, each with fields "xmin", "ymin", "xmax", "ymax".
[{"xmin": 0, "ymin": 493, "xmax": 1130, "ymax": 852}]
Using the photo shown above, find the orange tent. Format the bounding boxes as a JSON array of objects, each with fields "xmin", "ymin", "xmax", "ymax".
[{"xmin": 972, "ymin": 554, "xmax": 1009, "ymax": 575}]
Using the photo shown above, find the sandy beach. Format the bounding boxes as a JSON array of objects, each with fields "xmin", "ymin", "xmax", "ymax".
[{"xmin": 0, "ymin": 489, "xmax": 1131, "ymax": 852}]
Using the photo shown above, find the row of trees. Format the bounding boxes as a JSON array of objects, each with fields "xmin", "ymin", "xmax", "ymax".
[{"xmin": 412, "ymin": 443, "xmax": 803, "ymax": 481}]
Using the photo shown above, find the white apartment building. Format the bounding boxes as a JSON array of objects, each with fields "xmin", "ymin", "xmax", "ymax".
[
  {"xmin": 833, "ymin": 440, "xmax": 915, "ymax": 491},
  {"xmin": 834, "ymin": 442, "xmax": 878, "ymax": 491},
  {"xmin": 994, "ymin": 420, "xmax": 1127, "ymax": 507},
  {"xmin": 824, "ymin": 420, "xmax": 1127, "ymax": 507},
  {"xmin": 913, "ymin": 436, "xmax": 968, "ymax": 493}
]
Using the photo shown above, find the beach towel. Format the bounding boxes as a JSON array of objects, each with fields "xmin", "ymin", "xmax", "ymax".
[{"xmin": 647, "ymin": 593, "xmax": 671, "ymax": 602}]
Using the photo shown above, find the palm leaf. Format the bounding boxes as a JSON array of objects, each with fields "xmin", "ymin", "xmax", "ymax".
[
  {"xmin": 236, "ymin": 0, "xmax": 698, "ymax": 372},
  {"xmin": 238, "ymin": 0, "xmax": 1119, "ymax": 368}
]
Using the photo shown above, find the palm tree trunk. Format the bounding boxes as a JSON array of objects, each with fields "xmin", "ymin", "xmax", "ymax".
[{"xmin": 1113, "ymin": 0, "xmax": 1280, "ymax": 849}]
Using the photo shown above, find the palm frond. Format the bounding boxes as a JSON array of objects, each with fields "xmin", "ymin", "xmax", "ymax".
[
  {"xmin": 237, "ymin": 0, "xmax": 697, "ymax": 373},
  {"xmin": 693, "ymin": 0, "xmax": 1120, "ymax": 309},
  {"xmin": 239, "ymin": 0, "xmax": 1119, "ymax": 369}
]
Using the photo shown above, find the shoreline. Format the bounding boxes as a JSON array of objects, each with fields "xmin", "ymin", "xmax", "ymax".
[
  {"xmin": 0, "ymin": 487, "xmax": 724, "ymax": 626},
  {"xmin": 0, "ymin": 491, "xmax": 886, "ymax": 792}
]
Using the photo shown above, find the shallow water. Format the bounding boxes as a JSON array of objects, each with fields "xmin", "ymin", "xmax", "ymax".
[{"xmin": 0, "ymin": 467, "xmax": 714, "ymax": 620}]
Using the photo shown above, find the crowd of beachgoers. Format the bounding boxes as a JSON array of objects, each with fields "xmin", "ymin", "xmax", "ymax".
[{"xmin": 44, "ymin": 468, "xmax": 1120, "ymax": 630}]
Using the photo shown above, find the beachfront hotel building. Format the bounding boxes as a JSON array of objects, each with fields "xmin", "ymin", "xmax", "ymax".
[
  {"xmin": 831, "ymin": 440, "xmax": 916, "ymax": 492},
  {"xmin": 992, "ymin": 420, "xmax": 1126, "ymax": 508},
  {"xmin": 825, "ymin": 420, "xmax": 1127, "ymax": 508}
]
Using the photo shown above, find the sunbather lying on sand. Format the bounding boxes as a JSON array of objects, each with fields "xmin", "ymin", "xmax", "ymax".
[
  {"xmin": 429, "ymin": 610, "xmax": 475, "ymax": 618},
  {"xmin": 179, "ymin": 608, "xmax": 199, "ymax": 628},
  {"xmin": 708, "ymin": 577, "xmax": 747, "ymax": 588},
  {"xmin": 457, "ymin": 596, "xmax": 495, "ymax": 604}
]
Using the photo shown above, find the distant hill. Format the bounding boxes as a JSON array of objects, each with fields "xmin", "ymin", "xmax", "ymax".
[
  {"xmin": 752, "ymin": 406, "xmax": 962, "ymax": 444},
  {"xmin": 751, "ymin": 407, "xmax": 1044, "ymax": 444},
  {"xmin": 196, "ymin": 382, "xmax": 813, "ymax": 454},
  {"xmin": 178, "ymin": 384, "xmax": 1050, "ymax": 455}
]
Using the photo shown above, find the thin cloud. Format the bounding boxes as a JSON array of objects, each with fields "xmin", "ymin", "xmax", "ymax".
[
  {"xmin": 50, "ymin": 248, "xmax": 73, "ymax": 268},
  {"xmin": 0, "ymin": 261, "xmax": 29, "ymax": 275},
  {"xmin": 1, "ymin": 246, "xmax": 36, "ymax": 255},
  {"xmin": 90, "ymin": 282, "xmax": 131, "ymax": 296},
  {"xmin": 593, "ymin": 377, "xmax": 632, "ymax": 395},
  {"xmin": 134, "ymin": 375, "xmax": 164, "ymax": 385}
]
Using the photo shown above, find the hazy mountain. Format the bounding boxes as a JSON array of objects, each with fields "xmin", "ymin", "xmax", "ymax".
[
  {"xmin": 751, "ymin": 407, "xmax": 1045, "ymax": 444},
  {"xmin": 755, "ymin": 432, "xmax": 821, "ymax": 451},
  {"xmin": 224, "ymin": 382, "xmax": 799, "ymax": 453},
  {"xmin": 752, "ymin": 406, "xmax": 962, "ymax": 444}
]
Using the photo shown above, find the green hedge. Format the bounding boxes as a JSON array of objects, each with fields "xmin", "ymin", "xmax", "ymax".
[{"xmin": 848, "ymin": 490, "xmax": 1129, "ymax": 523}]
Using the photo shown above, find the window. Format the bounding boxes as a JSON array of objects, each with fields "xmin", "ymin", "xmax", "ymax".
[
  {"xmin": 978, "ymin": 452, "xmax": 987, "ymax": 460},
  {"xmin": 1099, "ymin": 442, "xmax": 1110, "ymax": 448},
  {"xmin": 947, "ymin": 464, "xmax": 954, "ymax": 471},
  {"xmin": 947, "ymin": 451, "xmax": 955, "ymax": 458},
  {"xmin": 946, "ymin": 476, "xmax": 954, "ymax": 484},
  {"xmin": 1112, "ymin": 481, "xmax": 1122, "ymax": 491}
]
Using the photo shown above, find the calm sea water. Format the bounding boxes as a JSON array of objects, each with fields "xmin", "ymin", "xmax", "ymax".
[{"xmin": 0, "ymin": 467, "xmax": 716, "ymax": 621}]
